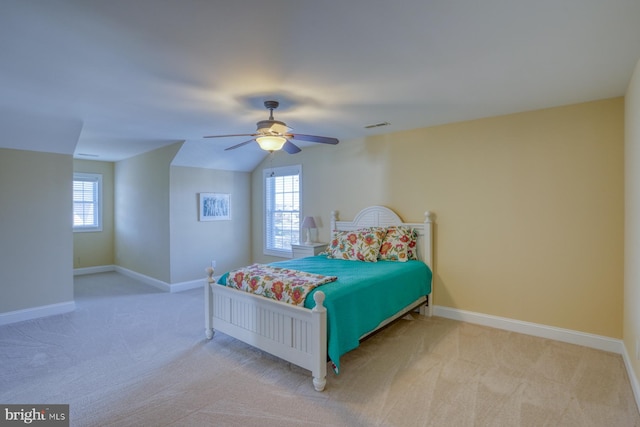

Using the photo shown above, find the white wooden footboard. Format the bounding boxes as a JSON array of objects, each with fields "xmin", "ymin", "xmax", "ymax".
[{"xmin": 205, "ymin": 267, "xmax": 327, "ymax": 391}]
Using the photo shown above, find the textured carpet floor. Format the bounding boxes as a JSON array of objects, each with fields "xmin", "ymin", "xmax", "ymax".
[{"xmin": 0, "ymin": 272, "xmax": 638, "ymax": 426}]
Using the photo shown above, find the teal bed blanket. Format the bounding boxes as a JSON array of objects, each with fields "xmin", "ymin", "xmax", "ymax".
[{"xmin": 218, "ymin": 256, "xmax": 432, "ymax": 372}]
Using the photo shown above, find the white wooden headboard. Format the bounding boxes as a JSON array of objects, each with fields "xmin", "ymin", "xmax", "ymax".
[
  {"xmin": 329, "ymin": 205, "xmax": 434, "ymax": 273},
  {"xmin": 329, "ymin": 206, "xmax": 435, "ymax": 316}
]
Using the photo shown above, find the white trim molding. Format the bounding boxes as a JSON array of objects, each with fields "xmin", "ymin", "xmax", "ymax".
[
  {"xmin": 622, "ymin": 345, "xmax": 640, "ymax": 415},
  {"xmin": 433, "ymin": 306, "xmax": 623, "ymax": 354},
  {"xmin": 0, "ymin": 301, "xmax": 76, "ymax": 326},
  {"xmin": 73, "ymin": 265, "xmax": 116, "ymax": 276},
  {"xmin": 114, "ymin": 266, "xmax": 203, "ymax": 293},
  {"xmin": 73, "ymin": 265, "xmax": 204, "ymax": 293},
  {"xmin": 170, "ymin": 278, "xmax": 205, "ymax": 293}
]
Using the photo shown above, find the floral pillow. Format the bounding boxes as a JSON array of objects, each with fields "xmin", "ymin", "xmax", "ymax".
[
  {"xmin": 378, "ymin": 226, "xmax": 418, "ymax": 262},
  {"xmin": 326, "ymin": 228, "xmax": 386, "ymax": 262},
  {"xmin": 406, "ymin": 227, "xmax": 419, "ymax": 260}
]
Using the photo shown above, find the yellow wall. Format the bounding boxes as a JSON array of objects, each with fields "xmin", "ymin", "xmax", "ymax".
[
  {"xmin": 73, "ymin": 159, "xmax": 115, "ymax": 268},
  {"xmin": 252, "ymin": 97, "xmax": 624, "ymax": 338},
  {"xmin": 625, "ymin": 59, "xmax": 640, "ymax": 387},
  {"xmin": 0, "ymin": 149, "xmax": 74, "ymax": 313},
  {"xmin": 169, "ymin": 166, "xmax": 251, "ymax": 282},
  {"xmin": 115, "ymin": 143, "xmax": 182, "ymax": 283}
]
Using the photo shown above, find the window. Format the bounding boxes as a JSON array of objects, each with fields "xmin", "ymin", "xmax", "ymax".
[
  {"xmin": 73, "ymin": 173, "xmax": 102, "ymax": 232},
  {"xmin": 264, "ymin": 165, "xmax": 301, "ymax": 257}
]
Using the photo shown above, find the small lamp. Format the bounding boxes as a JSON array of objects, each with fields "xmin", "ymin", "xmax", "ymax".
[{"xmin": 301, "ymin": 216, "xmax": 317, "ymax": 245}]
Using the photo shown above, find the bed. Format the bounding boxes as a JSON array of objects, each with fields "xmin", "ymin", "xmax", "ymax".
[{"xmin": 204, "ymin": 205, "xmax": 434, "ymax": 391}]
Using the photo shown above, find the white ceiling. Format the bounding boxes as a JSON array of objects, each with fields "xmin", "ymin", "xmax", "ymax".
[{"xmin": 2, "ymin": 0, "xmax": 639, "ymax": 172}]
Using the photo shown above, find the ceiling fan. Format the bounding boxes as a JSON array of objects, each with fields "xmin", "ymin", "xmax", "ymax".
[{"xmin": 203, "ymin": 100, "xmax": 339, "ymax": 154}]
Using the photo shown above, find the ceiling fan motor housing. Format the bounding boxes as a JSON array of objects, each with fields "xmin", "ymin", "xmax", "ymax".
[{"xmin": 256, "ymin": 120, "xmax": 288, "ymax": 135}]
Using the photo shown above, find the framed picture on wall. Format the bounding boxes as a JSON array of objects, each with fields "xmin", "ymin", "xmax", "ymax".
[{"xmin": 199, "ymin": 193, "xmax": 231, "ymax": 221}]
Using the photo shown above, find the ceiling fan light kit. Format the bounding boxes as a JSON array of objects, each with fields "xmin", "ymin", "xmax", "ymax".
[
  {"xmin": 256, "ymin": 135, "xmax": 287, "ymax": 151},
  {"xmin": 204, "ymin": 100, "xmax": 339, "ymax": 154}
]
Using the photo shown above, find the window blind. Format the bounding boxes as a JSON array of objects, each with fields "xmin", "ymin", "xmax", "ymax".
[
  {"xmin": 264, "ymin": 165, "xmax": 301, "ymax": 256},
  {"xmin": 73, "ymin": 173, "xmax": 102, "ymax": 231}
]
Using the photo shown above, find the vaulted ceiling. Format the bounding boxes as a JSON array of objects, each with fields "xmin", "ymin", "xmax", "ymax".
[{"xmin": 2, "ymin": 0, "xmax": 639, "ymax": 171}]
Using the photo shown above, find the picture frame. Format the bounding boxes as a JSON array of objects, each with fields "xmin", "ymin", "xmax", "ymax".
[{"xmin": 199, "ymin": 193, "xmax": 231, "ymax": 221}]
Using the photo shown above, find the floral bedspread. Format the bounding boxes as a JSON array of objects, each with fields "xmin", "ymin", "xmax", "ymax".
[{"xmin": 225, "ymin": 264, "xmax": 338, "ymax": 306}]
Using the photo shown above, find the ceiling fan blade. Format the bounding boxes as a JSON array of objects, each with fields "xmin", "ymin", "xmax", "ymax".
[
  {"xmin": 289, "ymin": 133, "xmax": 339, "ymax": 145},
  {"xmin": 282, "ymin": 140, "xmax": 301, "ymax": 154},
  {"xmin": 224, "ymin": 138, "xmax": 256, "ymax": 151},
  {"xmin": 203, "ymin": 133, "xmax": 256, "ymax": 139}
]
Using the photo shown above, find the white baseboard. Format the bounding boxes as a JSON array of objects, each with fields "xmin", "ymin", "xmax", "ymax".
[
  {"xmin": 73, "ymin": 265, "xmax": 201, "ymax": 292},
  {"xmin": 114, "ymin": 266, "xmax": 202, "ymax": 293},
  {"xmin": 170, "ymin": 279, "xmax": 203, "ymax": 292},
  {"xmin": 0, "ymin": 267, "xmax": 201, "ymax": 326},
  {"xmin": 433, "ymin": 305, "xmax": 623, "ymax": 354},
  {"xmin": 622, "ymin": 344, "xmax": 640, "ymax": 415},
  {"xmin": 114, "ymin": 266, "xmax": 171, "ymax": 291},
  {"xmin": 0, "ymin": 301, "xmax": 76, "ymax": 326},
  {"xmin": 73, "ymin": 265, "xmax": 116, "ymax": 276}
]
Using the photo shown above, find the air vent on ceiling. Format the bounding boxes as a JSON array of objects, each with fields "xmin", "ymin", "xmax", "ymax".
[{"xmin": 364, "ymin": 122, "xmax": 390, "ymax": 129}]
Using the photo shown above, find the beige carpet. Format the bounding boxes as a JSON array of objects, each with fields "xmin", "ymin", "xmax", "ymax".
[{"xmin": 1, "ymin": 272, "xmax": 638, "ymax": 426}]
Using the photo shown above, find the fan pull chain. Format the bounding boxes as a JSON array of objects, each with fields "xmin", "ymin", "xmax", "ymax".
[{"xmin": 269, "ymin": 152, "xmax": 275, "ymax": 177}]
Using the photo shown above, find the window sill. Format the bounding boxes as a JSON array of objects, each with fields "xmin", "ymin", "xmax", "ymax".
[{"xmin": 73, "ymin": 227, "xmax": 103, "ymax": 233}]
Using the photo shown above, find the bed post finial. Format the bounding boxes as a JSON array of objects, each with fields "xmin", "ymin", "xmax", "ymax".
[
  {"xmin": 206, "ymin": 266, "xmax": 215, "ymax": 284},
  {"xmin": 312, "ymin": 290, "xmax": 326, "ymax": 312},
  {"xmin": 330, "ymin": 210, "xmax": 338, "ymax": 232},
  {"xmin": 424, "ymin": 211, "xmax": 434, "ymax": 223}
]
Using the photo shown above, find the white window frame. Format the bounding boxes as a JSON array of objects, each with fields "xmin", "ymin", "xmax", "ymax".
[
  {"xmin": 73, "ymin": 172, "xmax": 103, "ymax": 232},
  {"xmin": 263, "ymin": 165, "xmax": 302, "ymax": 257}
]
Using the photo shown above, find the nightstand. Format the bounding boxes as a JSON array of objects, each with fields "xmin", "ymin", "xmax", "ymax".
[{"xmin": 291, "ymin": 242, "xmax": 328, "ymax": 258}]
